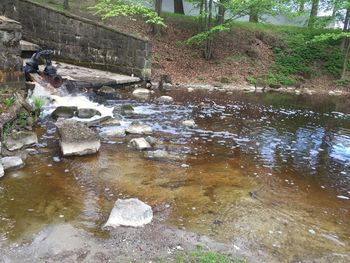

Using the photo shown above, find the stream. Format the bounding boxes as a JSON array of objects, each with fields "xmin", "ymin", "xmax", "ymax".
[{"xmin": 0, "ymin": 87, "xmax": 350, "ymax": 262}]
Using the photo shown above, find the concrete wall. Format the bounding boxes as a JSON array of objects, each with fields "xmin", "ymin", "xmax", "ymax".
[
  {"xmin": 0, "ymin": 16, "xmax": 23, "ymax": 83},
  {"xmin": 0, "ymin": 0, "xmax": 151, "ymax": 79}
]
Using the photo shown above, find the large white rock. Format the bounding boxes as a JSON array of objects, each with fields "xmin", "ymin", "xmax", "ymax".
[
  {"xmin": 182, "ymin": 119, "xmax": 196, "ymax": 128},
  {"xmin": 1, "ymin": 156, "xmax": 24, "ymax": 171},
  {"xmin": 104, "ymin": 198, "xmax": 153, "ymax": 228},
  {"xmin": 129, "ymin": 138, "xmax": 151, "ymax": 150},
  {"xmin": 126, "ymin": 122, "xmax": 153, "ymax": 135},
  {"xmin": 56, "ymin": 120, "xmax": 100, "ymax": 156},
  {"xmin": 6, "ymin": 131, "xmax": 38, "ymax": 151},
  {"xmin": 132, "ymin": 88, "xmax": 151, "ymax": 98},
  {"xmin": 157, "ymin": 96, "xmax": 174, "ymax": 103},
  {"xmin": 0, "ymin": 163, "xmax": 4, "ymax": 178}
]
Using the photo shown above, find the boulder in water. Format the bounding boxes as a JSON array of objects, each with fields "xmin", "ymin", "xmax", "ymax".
[
  {"xmin": 145, "ymin": 136, "xmax": 161, "ymax": 146},
  {"xmin": 97, "ymin": 86, "xmax": 117, "ymax": 95},
  {"xmin": 1, "ymin": 156, "xmax": 24, "ymax": 171},
  {"xmin": 100, "ymin": 118, "xmax": 121, "ymax": 127},
  {"xmin": 126, "ymin": 122, "xmax": 152, "ymax": 135},
  {"xmin": 157, "ymin": 96, "xmax": 174, "ymax": 103},
  {"xmin": 182, "ymin": 119, "xmax": 196, "ymax": 128},
  {"xmin": 104, "ymin": 198, "xmax": 153, "ymax": 228},
  {"xmin": 56, "ymin": 120, "xmax": 100, "ymax": 156},
  {"xmin": 129, "ymin": 138, "xmax": 151, "ymax": 150},
  {"xmin": 100, "ymin": 126, "xmax": 126, "ymax": 137},
  {"xmin": 132, "ymin": 88, "xmax": 151, "ymax": 99},
  {"xmin": 0, "ymin": 164, "xmax": 4, "ymax": 178},
  {"xmin": 77, "ymin": 108, "xmax": 101, "ymax": 119},
  {"xmin": 5, "ymin": 131, "xmax": 38, "ymax": 151},
  {"xmin": 113, "ymin": 105, "xmax": 134, "ymax": 116},
  {"xmin": 51, "ymin": 106, "xmax": 77, "ymax": 120}
]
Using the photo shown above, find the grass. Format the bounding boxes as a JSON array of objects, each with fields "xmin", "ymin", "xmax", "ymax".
[{"xmin": 175, "ymin": 247, "xmax": 247, "ymax": 263}]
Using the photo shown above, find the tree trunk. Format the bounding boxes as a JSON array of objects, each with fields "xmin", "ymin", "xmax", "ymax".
[
  {"xmin": 341, "ymin": 4, "xmax": 350, "ymax": 51},
  {"xmin": 308, "ymin": 0, "xmax": 319, "ymax": 27},
  {"xmin": 298, "ymin": 0, "xmax": 305, "ymax": 12},
  {"xmin": 217, "ymin": 0, "xmax": 225, "ymax": 24},
  {"xmin": 249, "ymin": 7, "xmax": 259, "ymax": 23},
  {"xmin": 204, "ymin": 0, "xmax": 213, "ymax": 60},
  {"xmin": 153, "ymin": 0, "xmax": 163, "ymax": 35},
  {"xmin": 63, "ymin": 0, "xmax": 69, "ymax": 10},
  {"xmin": 174, "ymin": 0, "xmax": 184, "ymax": 14},
  {"xmin": 341, "ymin": 38, "xmax": 350, "ymax": 79},
  {"xmin": 199, "ymin": 0, "xmax": 204, "ymax": 30}
]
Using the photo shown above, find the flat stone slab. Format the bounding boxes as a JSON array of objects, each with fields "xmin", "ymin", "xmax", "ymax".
[
  {"xmin": 129, "ymin": 138, "xmax": 151, "ymax": 150},
  {"xmin": 6, "ymin": 131, "xmax": 38, "ymax": 151},
  {"xmin": 35, "ymin": 61, "xmax": 141, "ymax": 88},
  {"xmin": 20, "ymin": 40, "xmax": 39, "ymax": 52},
  {"xmin": 56, "ymin": 120, "xmax": 101, "ymax": 156},
  {"xmin": 1, "ymin": 156, "xmax": 24, "ymax": 171},
  {"xmin": 104, "ymin": 198, "xmax": 153, "ymax": 228}
]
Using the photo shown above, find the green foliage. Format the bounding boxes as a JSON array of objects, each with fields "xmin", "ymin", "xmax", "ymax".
[
  {"xmin": 31, "ymin": 96, "xmax": 46, "ymax": 111},
  {"xmin": 185, "ymin": 24, "xmax": 230, "ymax": 45},
  {"xmin": 17, "ymin": 111, "xmax": 29, "ymax": 127},
  {"xmin": 1, "ymin": 122, "xmax": 13, "ymax": 141},
  {"xmin": 176, "ymin": 247, "xmax": 247, "ymax": 263},
  {"xmin": 4, "ymin": 97, "xmax": 15, "ymax": 108},
  {"xmin": 92, "ymin": 0, "xmax": 166, "ymax": 27}
]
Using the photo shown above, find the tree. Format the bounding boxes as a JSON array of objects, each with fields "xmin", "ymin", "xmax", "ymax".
[
  {"xmin": 308, "ymin": 0, "xmax": 320, "ymax": 27},
  {"xmin": 63, "ymin": 0, "xmax": 69, "ymax": 10},
  {"xmin": 174, "ymin": 0, "xmax": 185, "ymax": 14},
  {"xmin": 92, "ymin": 0, "xmax": 166, "ymax": 30}
]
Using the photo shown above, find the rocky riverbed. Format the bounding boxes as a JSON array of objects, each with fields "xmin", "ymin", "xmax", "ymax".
[{"xmin": 0, "ymin": 80, "xmax": 350, "ymax": 262}]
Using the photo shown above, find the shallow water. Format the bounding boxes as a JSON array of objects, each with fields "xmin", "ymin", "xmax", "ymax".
[{"xmin": 1, "ymin": 89, "xmax": 350, "ymax": 261}]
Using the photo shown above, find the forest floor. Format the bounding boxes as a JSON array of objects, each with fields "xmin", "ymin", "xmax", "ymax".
[{"xmin": 32, "ymin": 0, "xmax": 350, "ymax": 92}]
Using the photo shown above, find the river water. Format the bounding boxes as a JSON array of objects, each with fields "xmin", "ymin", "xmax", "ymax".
[{"xmin": 0, "ymin": 88, "xmax": 349, "ymax": 262}]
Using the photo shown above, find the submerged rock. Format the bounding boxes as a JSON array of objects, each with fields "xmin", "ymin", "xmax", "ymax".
[
  {"xmin": 143, "ymin": 150, "xmax": 181, "ymax": 161},
  {"xmin": 126, "ymin": 122, "xmax": 153, "ymax": 135},
  {"xmin": 104, "ymin": 198, "xmax": 153, "ymax": 228},
  {"xmin": 51, "ymin": 106, "xmax": 77, "ymax": 120},
  {"xmin": 1, "ymin": 156, "xmax": 24, "ymax": 171},
  {"xmin": 77, "ymin": 108, "xmax": 101, "ymax": 119},
  {"xmin": 182, "ymin": 119, "xmax": 196, "ymax": 128},
  {"xmin": 6, "ymin": 131, "xmax": 38, "ymax": 151},
  {"xmin": 129, "ymin": 138, "xmax": 151, "ymax": 150},
  {"xmin": 56, "ymin": 120, "xmax": 100, "ymax": 156},
  {"xmin": 97, "ymin": 85, "xmax": 117, "ymax": 95},
  {"xmin": 100, "ymin": 127, "xmax": 126, "ymax": 138},
  {"xmin": 157, "ymin": 96, "xmax": 174, "ymax": 103}
]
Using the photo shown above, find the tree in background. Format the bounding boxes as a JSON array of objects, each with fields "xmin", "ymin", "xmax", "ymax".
[
  {"xmin": 174, "ymin": 0, "xmax": 185, "ymax": 14},
  {"xmin": 308, "ymin": 0, "xmax": 320, "ymax": 27},
  {"xmin": 92, "ymin": 0, "xmax": 166, "ymax": 32},
  {"xmin": 64, "ymin": 0, "xmax": 69, "ymax": 10}
]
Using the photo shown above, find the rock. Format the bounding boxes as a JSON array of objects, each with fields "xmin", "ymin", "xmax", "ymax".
[
  {"xmin": 56, "ymin": 120, "xmax": 101, "ymax": 156},
  {"xmin": 126, "ymin": 122, "xmax": 152, "ymax": 135},
  {"xmin": 77, "ymin": 108, "xmax": 101, "ymax": 119},
  {"xmin": 187, "ymin": 88, "xmax": 194, "ymax": 92},
  {"xmin": 104, "ymin": 198, "xmax": 153, "ymax": 228},
  {"xmin": 51, "ymin": 106, "xmax": 77, "ymax": 120},
  {"xmin": 182, "ymin": 119, "xmax": 196, "ymax": 128},
  {"xmin": 145, "ymin": 136, "xmax": 160, "ymax": 146},
  {"xmin": 6, "ymin": 131, "xmax": 38, "ymax": 151},
  {"xmin": 100, "ymin": 118, "xmax": 121, "ymax": 127},
  {"xmin": 143, "ymin": 150, "xmax": 181, "ymax": 161},
  {"xmin": 97, "ymin": 86, "xmax": 116, "ymax": 95},
  {"xmin": 0, "ymin": 163, "xmax": 4, "ymax": 178},
  {"xmin": 157, "ymin": 96, "xmax": 174, "ymax": 103},
  {"xmin": 132, "ymin": 88, "xmax": 151, "ymax": 97},
  {"xmin": 1, "ymin": 156, "xmax": 24, "ymax": 171},
  {"xmin": 100, "ymin": 127, "xmax": 126, "ymax": 137},
  {"xmin": 113, "ymin": 105, "xmax": 134, "ymax": 116},
  {"xmin": 129, "ymin": 138, "xmax": 151, "ymax": 150}
]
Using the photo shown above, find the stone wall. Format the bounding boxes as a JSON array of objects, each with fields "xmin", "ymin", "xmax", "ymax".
[
  {"xmin": 0, "ymin": 16, "xmax": 23, "ymax": 83},
  {"xmin": 1, "ymin": 0, "xmax": 151, "ymax": 79}
]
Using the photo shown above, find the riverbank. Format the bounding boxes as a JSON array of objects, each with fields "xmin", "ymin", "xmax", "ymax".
[{"xmin": 30, "ymin": 0, "xmax": 350, "ymax": 93}]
